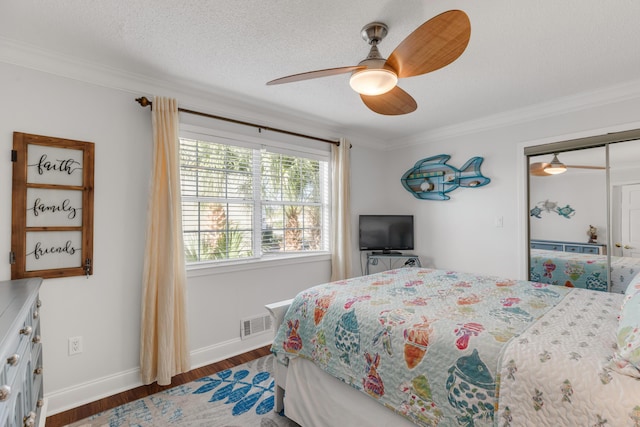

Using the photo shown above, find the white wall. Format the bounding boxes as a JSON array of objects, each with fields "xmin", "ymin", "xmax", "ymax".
[
  {"xmin": 378, "ymin": 137, "xmax": 519, "ymax": 277},
  {"xmin": 529, "ymin": 171, "xmax": 607, "ymax": 244},
  {"xmin": 349, "ymin": 144, "xmax": 396, "ymax": 276},
  {"xmin": 0, "ymin": 63, "xmax": 151, "ymax": 410}
]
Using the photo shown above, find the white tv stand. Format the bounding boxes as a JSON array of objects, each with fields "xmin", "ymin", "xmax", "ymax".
[{"xmin": 365, "ymin": 252, "xmax": 421, "ymax": 275}]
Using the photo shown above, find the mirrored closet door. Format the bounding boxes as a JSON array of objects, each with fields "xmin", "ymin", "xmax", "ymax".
[
  {"xmin": 608, "ymin": 139, "xmax": 640, "ymax": 292},
  {"xmin": 526, "ymin": 129, "xmax": 640, "ymax": 293}
]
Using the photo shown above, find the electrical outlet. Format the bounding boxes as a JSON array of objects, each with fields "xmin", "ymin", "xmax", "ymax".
[{"xmin": 68, "ymin": 336, "xmax": 83, "ymax": 355}]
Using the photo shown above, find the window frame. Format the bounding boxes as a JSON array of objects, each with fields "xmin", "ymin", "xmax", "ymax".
[
  {"xmin": 11, "ymin": 132, "xmax": 95, "ymax": 279},
  {"xmin": 179, "ymin": 125, "xmax": 331, "ymax": 269}
]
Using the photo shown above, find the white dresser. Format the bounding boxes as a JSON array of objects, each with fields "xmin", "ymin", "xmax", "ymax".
[{"xmin": 0, "ymin": 278, "xmax": 44, "ymax": 427}]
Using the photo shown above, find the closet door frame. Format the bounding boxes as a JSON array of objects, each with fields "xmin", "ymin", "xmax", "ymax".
[{"xmin": 522, "ymin": 128, "xmax": 640, "ymax": 291}]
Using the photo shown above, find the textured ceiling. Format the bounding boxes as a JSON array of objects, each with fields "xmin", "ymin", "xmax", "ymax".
[{"xmin": 2, "ymin": 1, "xmax": 640, "ymax": 147}]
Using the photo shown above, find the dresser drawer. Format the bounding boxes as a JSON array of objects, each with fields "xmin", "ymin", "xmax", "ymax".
[
  {"xmin": 29, "ymin": 346, "xmax": 44, "ymax": 419},
  {"xmin": 30, "ymin": 322, "xmax": 41, "ymax": 363},
  {"xmin": 2, "ymin": 322, "xmax": 33, "ymax": 389},
  {"xmin": 581, "ymin": 246, "xmax": 600, "ymax": 254},
  {"xmin": 531, "ymin": 242, "xmax": 562, "ymax": 251},
  {"xmin": 564, "ymin": 245, "xmax": 582, "ymax": 253}
]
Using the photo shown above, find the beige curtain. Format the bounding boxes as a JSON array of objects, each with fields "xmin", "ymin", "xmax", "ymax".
[
  {"xmin": 330, "ymin": 138, "xmax": 352, "ymax": 281},
  {"xmin": 140, "ymin": 96, "xmax": 190, "ymax": 385}
]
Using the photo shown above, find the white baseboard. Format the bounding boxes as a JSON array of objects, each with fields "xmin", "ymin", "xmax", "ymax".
[
  {"xmin": 45, "ymin": 335, "xmax": 273, "ymax": 416},
  {"xmin": 190, "ymin": 335, "xmax": 273, "ymax": 370},
  {"xmin": 45, "ymin": 366, "xmax": 141, "ymax": 417}
]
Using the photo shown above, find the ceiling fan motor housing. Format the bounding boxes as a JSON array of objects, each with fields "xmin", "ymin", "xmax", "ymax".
[
  {"xmin": 358, "ymin": 24, "xmax": 394, "ymax": 72},
  {"xmin": 360, "ymin": 22, "xmax": 389, "ymax": 45}
]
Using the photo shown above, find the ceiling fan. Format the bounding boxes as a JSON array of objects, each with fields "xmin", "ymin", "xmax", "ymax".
[
  {"xmin": 266, "ymin": 10, "xmax": 471, "ymax": 116},
  {"xmin": 530, "ymin": 153, "xmax": 606, "ymax": 176}
]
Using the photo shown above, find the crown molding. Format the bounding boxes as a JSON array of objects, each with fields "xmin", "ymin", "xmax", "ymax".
[
  {"xmin": 0, "ymin": 36, "xmax": 385, "ymax": 148},
  {"xmin": 393, "ymin": 79, "xmax": 640, "ymax": 150},
  {"xmin": 5, "ymin": 35, "xmax": 638, "ymax": 153}
]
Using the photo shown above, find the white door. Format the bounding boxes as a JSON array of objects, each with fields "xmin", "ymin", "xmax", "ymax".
[{"xmin": 620, "ymin": 183, "xmax": 640, "ymax": 258}]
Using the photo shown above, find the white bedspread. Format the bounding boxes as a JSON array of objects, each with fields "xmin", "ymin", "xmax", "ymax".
[{"xmin": 497, "ymin": 290, "xmax": 638, "ymax": 426}]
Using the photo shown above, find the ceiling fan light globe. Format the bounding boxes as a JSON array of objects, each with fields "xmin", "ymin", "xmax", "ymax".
[
  {"xmin": 543, "ymin": 165, "xmax": 567, "ymax": 174},
  {"xmin": 349, "ymin": 69, "xmax": 398, "ymax": 96},
  {"xmin": 543, "ymin": 154, "xmax": 567, "ymax": 174}
]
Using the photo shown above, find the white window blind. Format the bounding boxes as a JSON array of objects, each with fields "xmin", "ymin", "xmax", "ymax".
[{"xmin": 180, "ymin": 136, "xmax": 329, "ymax": 264}]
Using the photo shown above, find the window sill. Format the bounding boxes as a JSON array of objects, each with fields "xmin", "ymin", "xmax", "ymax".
[{"xmin": 186, "ymin": 252, "xmax": 331, "ymax": 278}]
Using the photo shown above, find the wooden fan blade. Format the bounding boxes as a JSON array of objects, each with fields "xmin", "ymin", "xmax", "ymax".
[
  {"xmin": 566, "ymin": 165, "xmax": 606, "ymax": 170},
  {"xmin": 386, "ymin": 10, "xmax": 471, "ymax": 78},
  {"xmin": 360, "ymin": 86, "xmax": 417, "ymax": 115},
  {"xmin": 530, "ymin": 162, "xmax": 551, "ymax": 176},
  {"xmin": 530, "ymin": 162, "xmax": 606, "ymax": 176},
  {"xmin": 267, "ymin": 66, "xmax": 365, "ymax": 85}
]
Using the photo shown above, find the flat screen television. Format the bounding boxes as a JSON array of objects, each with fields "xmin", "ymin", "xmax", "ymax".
[{"xmin": 359, "ymin": 215, "xmax": 414, "ymax": 254}]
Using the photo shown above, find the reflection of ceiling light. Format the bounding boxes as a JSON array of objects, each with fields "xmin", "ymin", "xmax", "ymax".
[
  {"xmin": 543, "ymin": 154, "xmax": 567, "ymax": 175},
  {"xmin": 349, "ymin": 68, "xmax": 398, "ymax": 96}
]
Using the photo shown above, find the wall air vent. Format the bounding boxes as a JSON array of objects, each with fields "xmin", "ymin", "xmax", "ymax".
[{"xmin": 240, "ymin": 314, "xmax": 273, "ymax": 339}]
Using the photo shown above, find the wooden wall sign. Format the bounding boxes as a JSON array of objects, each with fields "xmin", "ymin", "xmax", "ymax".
[{"xmin": 11, "ymin": 132, "xmax": 94, "ymax": 279}]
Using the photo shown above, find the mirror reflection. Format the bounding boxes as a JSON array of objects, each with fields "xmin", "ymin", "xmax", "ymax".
[
  {"xmin": 608, "ymin": 139, "xmax": 640, "ymax": 292},
  {"xmin": 528, "ymin": 139, "xmax": 640, "ymax": 293},
  {"xmin": 528, "ymin": 147, "xmax": 609, "ymax": 290}
]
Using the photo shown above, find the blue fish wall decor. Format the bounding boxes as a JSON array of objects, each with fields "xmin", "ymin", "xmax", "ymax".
[{"xmin": 401, "ymin": 154, "xmax": 490, "ymax": 200}]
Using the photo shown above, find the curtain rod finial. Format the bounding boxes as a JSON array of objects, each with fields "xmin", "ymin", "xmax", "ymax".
[{"xmin": 136, "ymin": 97, "xmax": 152, "ymax": 108}]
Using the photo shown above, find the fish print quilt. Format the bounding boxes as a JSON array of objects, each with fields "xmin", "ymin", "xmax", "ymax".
[
  {"xmin": 529, "ymin": 249, "xmax": 608, "ymax": 291},
  {"xmin": 530, "ymin": 249, "xmax": 640, "ymax": 293},
  {"xmin": 272, "ymin": 268, "xmax": 572, "ymax": 426}
]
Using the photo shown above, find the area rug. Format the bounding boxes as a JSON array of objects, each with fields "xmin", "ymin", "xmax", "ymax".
[{"xmin": 65, "ymin": 355, "xmax": 300, "ymax": 427}]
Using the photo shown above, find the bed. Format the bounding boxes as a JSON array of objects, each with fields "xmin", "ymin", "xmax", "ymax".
[
  {"xmin": 267, "ymin": 267, "xmax": 640, "ymax": 427},
  {"xmin": 530, "ymin": 248, "xmax": 640, "ymax": 294}
]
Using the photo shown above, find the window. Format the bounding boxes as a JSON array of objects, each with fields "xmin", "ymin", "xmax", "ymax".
[{"xmin": 180, "ymin": 134, "xmax": 329, "ymax": 264}]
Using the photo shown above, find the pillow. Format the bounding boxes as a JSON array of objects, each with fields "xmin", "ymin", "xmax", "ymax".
[
  {"xmin": 609, "ymin": 290, "xmax": 640, "ymax": 378},
  {"xmin": 625, "ymin": 274, "xmax": 640, "ymax": 297},
  {"xmin": 619, "ymin": 274, "xmax": 640, "ymax": 313}
]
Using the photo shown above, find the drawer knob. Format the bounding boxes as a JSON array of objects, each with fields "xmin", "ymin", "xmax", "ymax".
[
  {"xmin": 0, "ymin": 385, "xmax": 10, "ymax": 401},
  {"xmin": 32, "ymin": 335, "xmax": 41, "ymax": 344},
  {"xmin": 34, "ymin": 367, "xmax": 43, "ymax": 375},
  {"xmin": 24, "ymin": 411, "xmax": 36, "ymax": 427},
  {"xmin": 37, "ymin": 399, "xmax": 44, "ymax": 408},
  {"xmin": 36, "ymin": 299, "xmax": 42, "ymax": 308},
  {"xmin": 7, "ymin": 354, "xmax": 20, "ymax": 366},
  {"xmin": 20, "ymin": 325, "xmax": 33, "ymax": 336},
  {"xmin": 33, "ymin": 310, "xmax": 39, "ymax": 319}
]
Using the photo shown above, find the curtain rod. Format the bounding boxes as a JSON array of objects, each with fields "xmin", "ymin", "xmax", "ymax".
[{"xmin": 135, "ymin": 96, "xmax": 340, "ymax": 146}]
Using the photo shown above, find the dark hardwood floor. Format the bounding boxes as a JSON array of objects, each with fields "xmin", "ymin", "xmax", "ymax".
[{"xmin": 45, "ymin": 345, "xmax": 272, "ymax": 427}]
